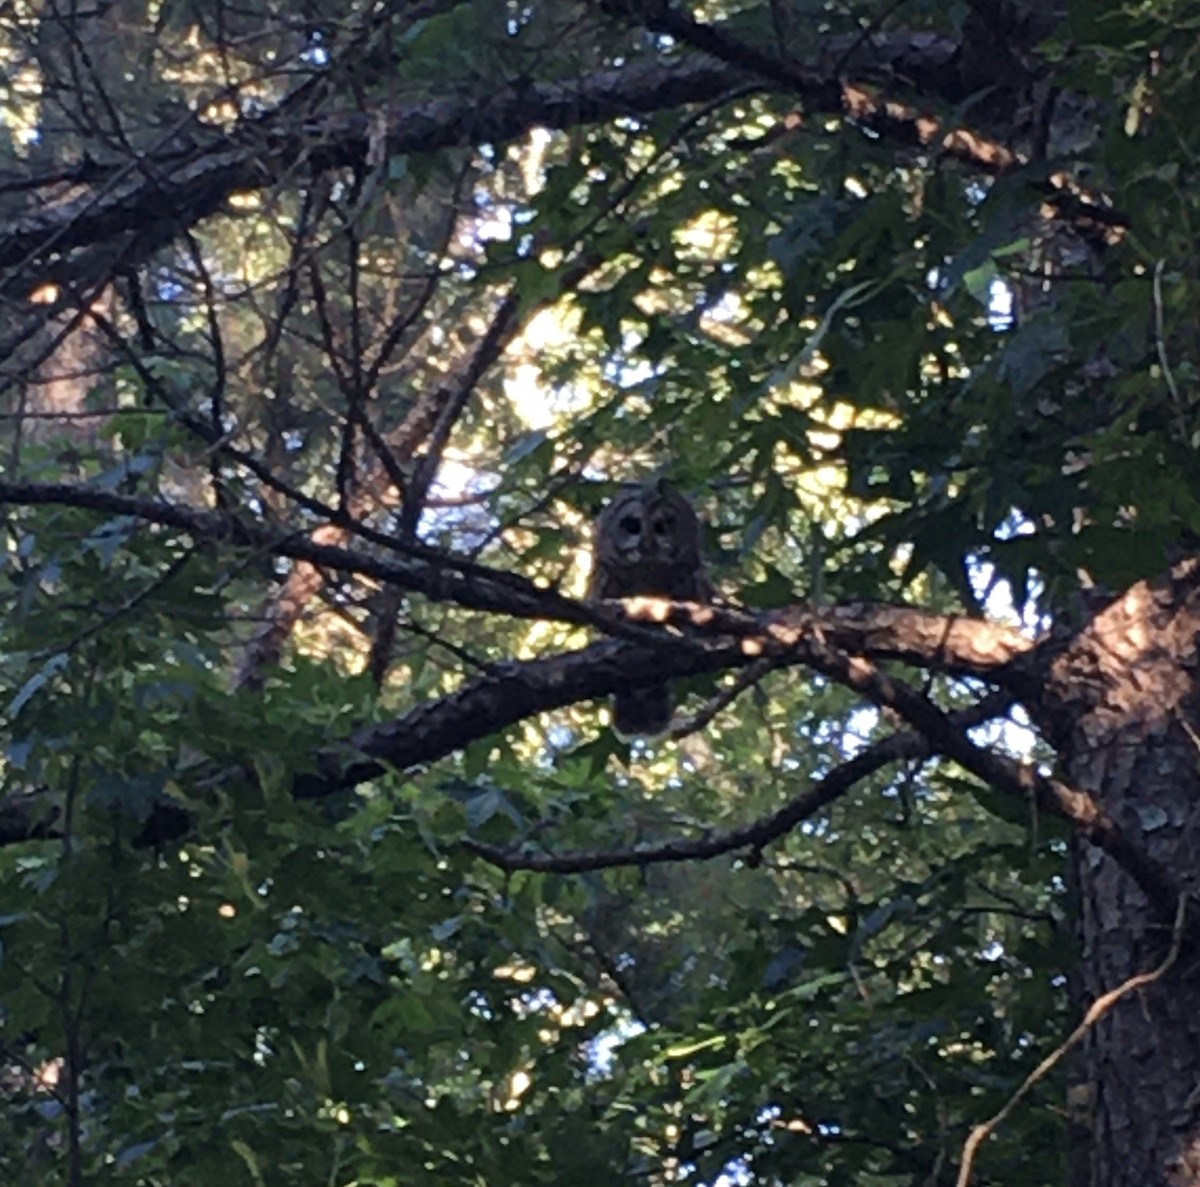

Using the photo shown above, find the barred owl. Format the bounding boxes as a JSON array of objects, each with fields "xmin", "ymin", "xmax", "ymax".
[{"xmin": 588, "ymin": 479, "xmax": 711, "ymax": 738}]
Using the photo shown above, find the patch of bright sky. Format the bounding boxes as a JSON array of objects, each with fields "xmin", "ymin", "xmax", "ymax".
[
  {"xmin": 415, "ymin": 454, "xmax": 498, "ymax": 547},
  {"xmin": 712, "ymin": 1165, "xmax": 754, "ymax": 1187},
  {"xmin": 301, "ymin": 31, "xmax": 330, "ymax": 67},
  {"xmin": 842, "ymin": 684, "xmax": 1038, "ymax": 769},
  {"xmin": 587, "ymin": 1018, "xmax": 645, "ymax": 1076},
  {"xmin": 464, "ymin": 199, "xmax": 513, "ymax": 250},
  {"xmin": 1, "ymin": 60, "xmax": 42, "ymax": 147},
  {"xmin": 505, "ymin": 306, "xmax": 597, "ymax": 431},
  {"xmin": 988, "ymin": 276, "xmax": 1015, "ymax": 330},
  {"xmin": 924, "ymin": 260, "xmax": 1015, "ymax": 333},
  {"xmin": 507, "ymin": 313, "xmax": 663, "ymax": 444},
  {"xmin": 973, "ymin": 510, "xmax": 1046, "ymax": 631}
]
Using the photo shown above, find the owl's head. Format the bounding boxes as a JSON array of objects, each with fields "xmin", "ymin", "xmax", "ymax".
[{"xmin": 597, "ymin": 478, "xmax": 700, "ymax": 565}]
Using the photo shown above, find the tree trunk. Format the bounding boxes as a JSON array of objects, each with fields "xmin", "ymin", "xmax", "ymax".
[{"xmin": 1043, "ymin": 562, "xmax": 1200, "ymax": 1185}]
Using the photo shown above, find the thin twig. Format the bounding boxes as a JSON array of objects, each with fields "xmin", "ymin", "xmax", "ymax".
[
  {"xmin": 668, "ymin": 656, "xmax": 778, "ymax": 738},
  {"xmin": 1153, "ymin": 257, "xmax": 1182, "ymax": 408},
  {"xmin": 956, "ymin": 894, "xmax": 1189, "ymax": 1187},
  {"xmin": 466, "ymin": 696, "xmax": 1013, "ymax": 874}
]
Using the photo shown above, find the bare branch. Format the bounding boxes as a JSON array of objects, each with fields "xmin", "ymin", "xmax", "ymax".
[
  {"xmin": 0, "ymin": 478, "xmax": 578, "ymax": 622},
  {"xmin": 398, "ymin": 290, "xmax": 520, "ymax": 538},
  {"xmin": 667, "ymin": 656, "xmax": 779, "ymax": 739},
  {"xmin": 465, "ymin": 691, "xmax": 1020, "ymax": 874},
  {"xmin": 956, "ymin": 895, "xmax": 1189, "ymax": 1187}
]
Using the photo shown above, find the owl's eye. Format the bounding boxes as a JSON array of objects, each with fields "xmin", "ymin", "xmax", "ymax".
[
  {"xmin": 619, "ymin": 515, "xmax": 642, "ymax": 535},
  {"xmin": 653, "ymin": 518, "xmax": 671, "ymax": 535}
]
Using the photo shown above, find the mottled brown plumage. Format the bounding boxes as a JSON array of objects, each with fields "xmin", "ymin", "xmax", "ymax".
[{"xmin": 588, "ymin": 480, "xmax": 711, "ymax": 737}]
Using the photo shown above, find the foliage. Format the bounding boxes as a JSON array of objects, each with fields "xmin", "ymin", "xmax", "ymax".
[{"xmin": 0, "ymin": 0, "xmax": 1194, "ymax": 1184}]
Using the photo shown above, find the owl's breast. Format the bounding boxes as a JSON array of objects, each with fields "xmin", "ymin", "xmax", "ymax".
[{"xmin": 608, "ymin": 557, "xmax": 701, "ymax": 599}]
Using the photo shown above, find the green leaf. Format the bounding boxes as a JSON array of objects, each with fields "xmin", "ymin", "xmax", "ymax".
[{"xmin": 8, "ymin": 654, "xmax": 69, "ymax": 718}]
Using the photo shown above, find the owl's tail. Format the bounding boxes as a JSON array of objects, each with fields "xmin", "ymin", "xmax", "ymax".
[{"xmin": 612, "ymin": 684, "xmax": 673, "ymax": 739}]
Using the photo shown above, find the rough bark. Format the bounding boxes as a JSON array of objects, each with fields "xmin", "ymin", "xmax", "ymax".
[{"xmin": 1040, "ymin": 561, "xmax": 1200, "ymax": 1186}]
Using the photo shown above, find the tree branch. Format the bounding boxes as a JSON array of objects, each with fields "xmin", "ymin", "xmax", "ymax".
[
  {"xmin": 0, "ymin": 478, "xmax": 1034, "ymax": 666},
  {"xmin": 1, "ymin": 57, "xmax": 762, "ymax": 288},
  {"xmin": 0, "ymin": 479, "xmax": 581, "ymax": 623},
  {"xmin": 465, "ymin": 693, "xmax": 1014, "ymax": 874},
  {"xmin": 805, "ymin": 645, "xmax": 1189, "ymax": 935},
  {"xmin": 3, "ymin": 28, "xmax": 1092, "ymax": 297}
]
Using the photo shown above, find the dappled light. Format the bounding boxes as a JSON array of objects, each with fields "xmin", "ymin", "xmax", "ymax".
[{"xmin": 2, "ymin": 2, "xmax": 1200, "ymax": 1186}]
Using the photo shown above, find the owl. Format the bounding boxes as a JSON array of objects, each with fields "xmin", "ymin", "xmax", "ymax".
[{"xmin": 587, "ymin": 479, "xmax": 712, "ymax": 737}]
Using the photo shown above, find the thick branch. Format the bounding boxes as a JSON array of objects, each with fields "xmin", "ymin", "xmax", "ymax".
[
  {"xmin": 807, "ymin": 647, "xmax": 1188, "ymax": 934},
  {"xmin": 0, "ymin": 57, "xmax": 759, "ymax": 288},
  {"xmin": 297, "ymin": 603, "xmax": 1030, "ymax": 796},
  {"xmin": 2, "ymin": 31, "xmax": 1058, "ymax": 293},
  {"xmin": 0, "ymin": 479, "xmax": 1034, "ymax": 667},
  {"xmin": 0, "ymin": 479, "xmax": 579, "ymax": 623},
  {"xmin": 0, "ymin": 611, "xmax": 1029, "ymax": 851},
  {"xmin": 605, "ymin": 1, "xmax": 1020, "ymax": 169}
]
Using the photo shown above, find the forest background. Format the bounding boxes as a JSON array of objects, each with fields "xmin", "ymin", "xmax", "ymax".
[{"xmin": 2, "ymin": 1, "xmax": 1199, "ymax": 1185}]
